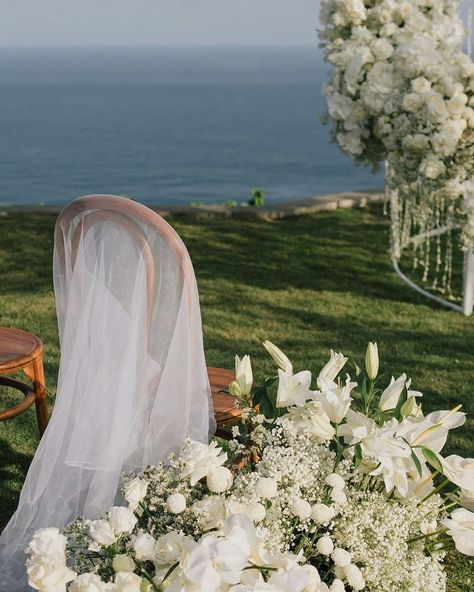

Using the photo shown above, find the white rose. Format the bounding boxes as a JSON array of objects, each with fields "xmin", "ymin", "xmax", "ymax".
[
  {"xmin": 112, "ymin": 554, "xmax": 136, "ymax": 573},
  {"xmin": 344, "ymin": 564, "xmax": 365, "ymax": 591},
  {"xmin": 166, "ymin": 492, "xmax": 187, "ymax": 514},
  {"xmin": 339, "ymin": 0, "xmax": 367, "ymax": 26},
  {"xmin": 114, "ymin": 572, "xmax": 143, "ymax": 592},
  {"xmin": 420, "ymin": 156, "xmax": 446, "ymax": 180},
  {"xmin": 411, "ymin": 77, "xmax": 431, "ymax": 94},
  {"xmin": 330, "ymin": 579, "xmax": 346, "ymax": 592},
  {"xmin": 425, "ymin": 92, "xmax": 449, "ymax": 122},
  {"xmin": 448, "ymin": 95, "xmax": 468, "ymax": 119},
  {"xmin": 90, "ymin": 519, "xmax": 117, "ymax": 547},
  {"xmin": 291, "ymin": 498, "xmax": 312, "ymax": 520},
  {"xmin": 27, "ymin": 528, "xmax": 67, "ymax": 563},
  {"xmin": 402, "ymin": 93, "xmax": 423, "ymax": 112},
  {"xmin": 123, "ymin": 478, "xmax": 148, "ymax": 511},
  {"xmin": 325, "ymin": 473, "xmax": 346, "ymax": 490},
  {"xmin": 316, "ymin": 536, "xmax": 334, "ymax": 555},
  {"xmin": 27, "ymin": 558, "xmax": 77, "ymax": 592},
  {"xmin": 207, "ymin": 466, "xmax": 234, "ymax": 493},
  {"xmin": 311, "ymin": 503, "xmax": 336, "ymax": 524},
  {"xmin": 336, "ymin": 130, "xmax": 364, "ymax": 155},
  {"xmin": 332, "ymin": 548, "xmax": 352, "ymax": 567},
  {"xmin": 70, "ymin": 573, "xmax": 107, "ymax": 592},
  {"xmin": 302, "ymin": 564, "xmax": 321, "ymax": 592},
  {"xmin": 402, "ymin": 134, "xmax": 429, "ymax": 153},
  {"xmin": 108, "ymin": 507, "xmax": 138, "ymax": 535},
  {"xmin": 247, "ymin": 502, "xmax": 266, "ymax": 523},
  {"xmin": 370, "ymin": 38, "xmax": 393, "ymax": 60},
  {"xmin": 330, "ymin": 489, "xmax": 348, "ymax": 505},
  {"xmin": 155, "ymin": 531, "xmax": 189, "ymax": 566},
  {"xmin": 133, "ymin": 533, "xmax": 156, "ymax": 561},
  {"xmin": 192, "ymin": 496, "xmax": 226, "ymax": 529},
  {"xmin": 256, "ymin": 477, "xmax": 278, "ymax": 499}
]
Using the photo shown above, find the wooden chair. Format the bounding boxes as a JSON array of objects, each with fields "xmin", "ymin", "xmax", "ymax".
[
  {"xmin": 55, "ymin": 195, "xmax": 242, "ymax": 435},
  {"xmin": 0, "ymin": 327, "xmax": 48, "ymax": 435}
]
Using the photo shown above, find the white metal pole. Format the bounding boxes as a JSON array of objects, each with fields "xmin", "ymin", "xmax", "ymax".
[{"xmin": 463, "ymin": 246, "xmax": 474, "ymax": 316}]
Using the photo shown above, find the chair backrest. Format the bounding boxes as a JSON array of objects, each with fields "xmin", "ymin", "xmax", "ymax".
[{"xmin": 55, "ymin": 194, "xmax": 188, "ymax": 338}]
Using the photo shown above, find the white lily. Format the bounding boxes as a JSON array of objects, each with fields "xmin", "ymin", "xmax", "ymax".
[
  {"xmin": 441, "ymin": 455, "xmax": 474, "ymax": 491},
  {"xmin": 232, "ymin": 355, "xmax": 253, "ymax": 396},
  {"xmin": 442, "ymin": 508, "xmax": 474, "ymax": 556},
  {"xmin": 379, "ymin": 374, "xmax": 406, "ymax": 411},
  {"xmin": 286, "ymin": 401, "xmax": 335, "ymax": 441},
  {"xmin": 365, "ymin": 342, "xmax": 379, "ymax": 379},
  {"xmin": 276, "ymin": 369, "xmax": 315, "ymax": 408},
  {"xmin": 317, "ymin": 350, "xmax": 348, "ymax": 384},
  {"xmin": 315, "ymin": 376, "xmax": 355, "ymax": 423},
  {"xmin": 262, "ymin": 340, "xmax": 293, "ymax": 373},
  {"xmin": 180, "ymin": 440, "xmax": 227, "ymax": 486}
]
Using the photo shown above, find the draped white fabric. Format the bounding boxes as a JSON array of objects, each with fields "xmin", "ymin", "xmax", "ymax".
[{"xmin": 0, "ymin": 195, "xmax": 214, "ymax": 590}]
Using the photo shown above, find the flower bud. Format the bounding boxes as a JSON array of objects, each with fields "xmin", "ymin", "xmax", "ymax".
[
  {"xmin": 235, "ymin": 355, "xmax": 253, "ymax": 396},
  {"xmin": 365, "ymin": 342, "xmax": 379, "ymax": 380},
  {"xmin": 166, "ymin": 493, "xmax": 186, "ymax": 514},
  {"xmin": 112, "ymin": 553, "xmax": 136, "ymax": 573},
  {"xmin": 316, "ymin": 535, "xmax": 334, "ymax": 555},
  {"xmin": 207, "ymin": 466, "xmax": 233, "ymax": 493},
  {"xmin": 256, "ymin": 477, "xmax": 278, "ymax": 499},
  {"xmin": 262, "ymin": 340, "xmax": 293, "ymax": 373}
]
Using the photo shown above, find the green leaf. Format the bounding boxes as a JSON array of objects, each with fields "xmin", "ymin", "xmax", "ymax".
[
  {"xmin": 252, "ymin": 386, "xmax": 275, "ymax": 419},
  {"xmin": 354, "ymin": 443, "xmax": 362, "ymax": 468},
  {"xmin": 394, "ymin": 386, "xmax": 408, "ymax": 420},
  {"xmin": 422, "ymin": 448, "xmax": 443, "ymax": 473},
  {"xmin": 411, "ymin": 449, "xmax": 423, "ymax": 478}
]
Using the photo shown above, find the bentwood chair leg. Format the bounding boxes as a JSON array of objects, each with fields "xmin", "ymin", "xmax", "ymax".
[{"xmin": 24, "ymin": 358, "xmax": 48, "ymax": 436}]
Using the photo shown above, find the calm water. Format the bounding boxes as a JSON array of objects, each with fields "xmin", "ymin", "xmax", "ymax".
[{"xmin": 0, "ymin": 47, "xmax": 383, "ymax": 206}]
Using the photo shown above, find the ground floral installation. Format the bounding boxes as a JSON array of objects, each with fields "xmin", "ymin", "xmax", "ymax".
[
  {"xmin": 26, "ymin": 341, "xmax": 474, "ymax": 591},
  {"xmin": 319, "ymin": 0, "xmax": 474, "ymax": 292}
]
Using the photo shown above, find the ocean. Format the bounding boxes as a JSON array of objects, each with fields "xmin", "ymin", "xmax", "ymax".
[{"xmin": 0, "ymin": 46, "xmax": 383, "ymax": 206}]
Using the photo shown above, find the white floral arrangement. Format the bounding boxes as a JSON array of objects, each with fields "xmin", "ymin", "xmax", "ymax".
[
  {"xmin": 319, "ymin": 0, "xmax": 474, "ymax": 290},
  {"xmin": 26, "ymin": 341, "xmax": 474, "ymax": 592}
]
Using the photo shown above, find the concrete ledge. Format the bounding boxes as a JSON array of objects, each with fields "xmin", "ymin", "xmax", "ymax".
[{"xmin": 0, "ymin": 190, "xmax": 384, "ymax": 220}]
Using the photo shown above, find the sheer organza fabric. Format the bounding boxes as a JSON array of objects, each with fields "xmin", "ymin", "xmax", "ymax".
[{"xmin": 0, "ymin": 195, "xmax": 214, "ymax": 590}]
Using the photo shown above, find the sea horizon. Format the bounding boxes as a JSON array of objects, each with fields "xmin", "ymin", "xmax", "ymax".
[{"xmin": 0, "ymin": 45, "xmax": 383, "ymax": 206}]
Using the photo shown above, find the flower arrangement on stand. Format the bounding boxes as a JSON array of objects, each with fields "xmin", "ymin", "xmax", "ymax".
[
  {"xmin": 319, "ymin": 0, "xmax": 474, "ymax": 298},
  {"xmin": 27, "ymin": 341, "xmax": 473, "ymax": 591}
]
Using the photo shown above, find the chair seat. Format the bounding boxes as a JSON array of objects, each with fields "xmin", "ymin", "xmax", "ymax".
[
  {"xmin": 207, "ymin": 367, "xmax": 242, "ymax": 425},
  {"xmin": 0, "ymin": 327, "xmax": 43, "ymax": 374}
]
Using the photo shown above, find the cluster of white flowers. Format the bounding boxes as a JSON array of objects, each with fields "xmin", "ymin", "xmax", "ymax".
[
  {"xmin": 332, "ymin": 491, "xmax": 446, "ymax": 591},
  {"xmin": 26, "ymin": 341, "xmax": 474, "ymax": 591},
  {"xmin": 320, "ymin": 0, "xmax": 474, "ymax": 291}
]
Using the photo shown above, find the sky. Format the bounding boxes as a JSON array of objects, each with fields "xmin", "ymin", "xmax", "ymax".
[{"xmin": 0, "ymin": 0, "xmax": 321, "ymax": 47}]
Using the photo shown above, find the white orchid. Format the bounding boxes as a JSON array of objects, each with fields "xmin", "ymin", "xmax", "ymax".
[
  {"xmin": 276, "ymin": 369, "xmax": 315, "ymax": 408},
  {"xmin": 315, "ymin": 376, "xmax": 355, "ymax": 424},
  {"xmin": 317, "ymin": 351, "xmax": 348, "ymax": 385},
  {"xmin": 442, "ymin": 508, "xmax": 474, "ymax": 556}
]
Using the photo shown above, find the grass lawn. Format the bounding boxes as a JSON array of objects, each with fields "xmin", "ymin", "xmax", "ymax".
[{"xmin": 0, "ymin": 203, "xmax": 473, "ymax": 589}]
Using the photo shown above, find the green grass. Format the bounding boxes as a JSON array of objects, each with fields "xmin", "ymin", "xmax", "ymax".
[{"xmin": 0, "ymin": 204, "xmax": 473, "ymax": 589}]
